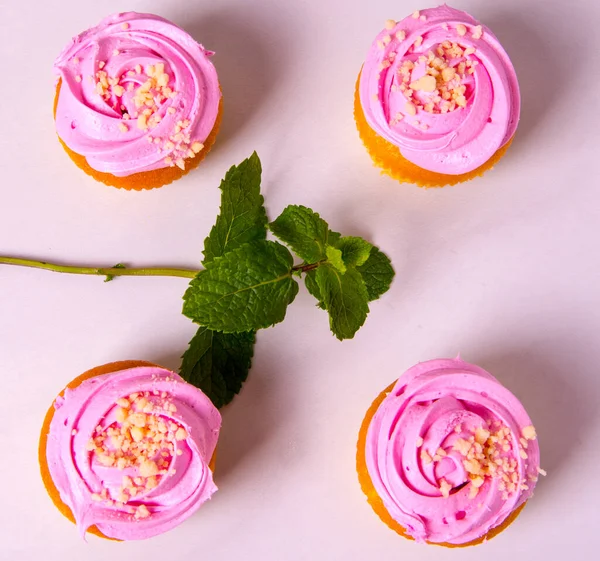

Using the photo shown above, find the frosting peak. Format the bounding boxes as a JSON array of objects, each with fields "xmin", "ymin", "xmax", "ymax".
[
  {"xmin": 46, "ymin": 366, "xmax": 221, "ymax": 540},
  {"xmin": 359, "ymin": 5, "xmax": 520, "ymax": 175},
  {"xmin": 54, "ymin": 12, "xmax": 221, "ymax": 176},
  {"xmin": 364, "ymin": 358, "xmax": 541, "ymax": 545}
]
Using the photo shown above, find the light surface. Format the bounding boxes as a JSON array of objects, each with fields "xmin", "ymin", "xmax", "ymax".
[{"xmin": 1, "ymin": 0, "xmax": 599, "ymax": 559}]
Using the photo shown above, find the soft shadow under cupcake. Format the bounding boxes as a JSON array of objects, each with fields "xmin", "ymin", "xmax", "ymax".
[
  {"xmin": 481, "ymin": 10, "xmax": 588, "ymax": 150},
  {"xmin": 153, "ymin": 343, "xmax": 290, "ymax": 484},
  {"xmin": 215, "ymin": 351, "xmax": 294, "ymax": 487},
  {"xmin": 175, "ymin": 7, "xmax": 295, "ymax": 154},
  {"xmin": 476, "ymin": 347, "xmax": 596, "ymax": 487},
  {"xmin": 147, "ymin": 347, "xmax": 287, "ymax": 484}
]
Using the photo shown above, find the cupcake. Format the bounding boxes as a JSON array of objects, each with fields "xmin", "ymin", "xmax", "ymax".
[
  {"xmin": 355, "ymin": 6, "xmax": 520, "ymax": 187},
  {"xmin": 53, "ymin": 12, "xmax": 222, "ymax": 190},
  {"xmin": 357, "ymin": 358, "xmax": 543, "ymax": 546},
  {"xmin": 39, "ymin": 360, "xmax": 221, "ymax": 540}
]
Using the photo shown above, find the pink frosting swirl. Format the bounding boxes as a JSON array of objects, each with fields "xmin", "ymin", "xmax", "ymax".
[
  {"xmin": 54, "ymin": 12, "xmax": 221, "ymax": 176},
  {"xmin": 364, "ymin": 358, "xmax": 541, "ymax": 545},
  {"xmin": 359, "ymin": 5, "xmax": 519, "ymax": 175},
  {"xmin": 46, "ymin": 366, "xmax": 221, "ymax": 540}
]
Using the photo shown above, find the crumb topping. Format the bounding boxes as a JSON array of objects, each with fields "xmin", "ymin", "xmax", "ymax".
[
  {"xmin": 416, "ymin": 421, "xmax": 540, "ymax": 501},
  {"xmin": 82, "ymin": 384, "xmax": 190, "ymax": 520},
  {"xmin": 404, "ymin": 101, "xmax": 417, "ymax": 116},
  {"xmin": 389, "ymin": 41, "xmax": 479, "ymax": 118},
  {"xmin": 521, "ymin": 425, "xmax": 537, "ymax": 440},
  {"xmin": 86, "ymin": 60, "xmax": 204, "ymax": 164},
  {"xmin": 439, "ymin": 478, "xmax": 452, "ymax": 498},
  {"xmin": 420, "ymin": 449, "xmax": 433, "ymax": 464}
]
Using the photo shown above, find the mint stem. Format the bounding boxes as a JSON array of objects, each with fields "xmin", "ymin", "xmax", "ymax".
[
  {"xmin": 291, "ymin": 261, "xmax": 323, "ymax": 273},
  {"xmin": 0, "ymin": 257, "xmax": 198, "ymax": 279},
  {"xmin": 1, "ymin": 256, "xmax": 323, "ymax": 279}
]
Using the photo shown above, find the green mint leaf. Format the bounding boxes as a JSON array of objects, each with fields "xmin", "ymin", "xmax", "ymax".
[
  {"xmin": 104, "ymin": 263, "xmax": 125, "ymax": 283},
  {"xmin": 327, "ymin": 230, "xmax": 342, "ymax": 247},
  {"xmin": 192, "ymin": 153, "xmax": 265, "ymax": 407},
  {"xmin": 202, "ymin": 152, "xmax": 267, "ymax": 265},
  {"xmin": 270, "ymin": 205, "xmax": 336, "ymax": 263},
  {"xmin": 183, "ymin": 240, "xmax": 299, "ymax": 332},
  {"xmin": 357, "ymin": 246, "xmax": 395, "ymax": 301},
  {"xmin": 336, "ymin": 236, "xmax": 372, "ymax": 267},
  {"xmin": 180, "ymin": 327, "xmax": 255, "ymax": 408},
  {"xmin": 304, "ymin": 269, "xmax": 325, "ymax": 309},
  {"xmin": 325, "ymin": 245, "xmax": 346, "ymax": 274},
  {"xmin": 315, "ymin": 264, "xmax": 369, "ymax": 340}
]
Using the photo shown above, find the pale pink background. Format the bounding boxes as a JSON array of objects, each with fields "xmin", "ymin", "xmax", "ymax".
[{"xmin": 1, "ymin": 0, "xmax": 599, "ymax": 559}]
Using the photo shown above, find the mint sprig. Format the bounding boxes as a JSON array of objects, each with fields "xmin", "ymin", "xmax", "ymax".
[
  {"xmin": 202, "ymin": 152, "xmax": 266, "ymax": 263},
  {"xmin": 304, "ymin": 269, "xmax": 325, "ymax": 309},
  {"xmin": 183, "ymin": 240, "xmax": 299, "ymax": 332},
  {"xmin": 267, "ymin": 204, "xmax": 394, "ymax": 339},
  {"xmin": 180, "ymin": 327, "xmax": 255, "ymax": 409},
  {"xmin": 269, "ymin": 204, "xmax": 331, "ymax": 262},
  {"xmin": 336, "ymin": 237, "xmax": 372, "ymax": 267},
  {"xmin": 356, "ymin": 246, "xmax": 395, "ymax": 301},
  {"xmin": 315, "ymin": 265, "xmax": 370, "ymax": 339},
  {"xmin": 182, "ymin": 152, "xmax": 266, "ymax": 405},
  {"xmin": 0, "ymin": 153, "xmax": 395, "ymax": 407},
  {"xmin": 325, "ymin": 245, "xmax": 347, "ymax": 274}
]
